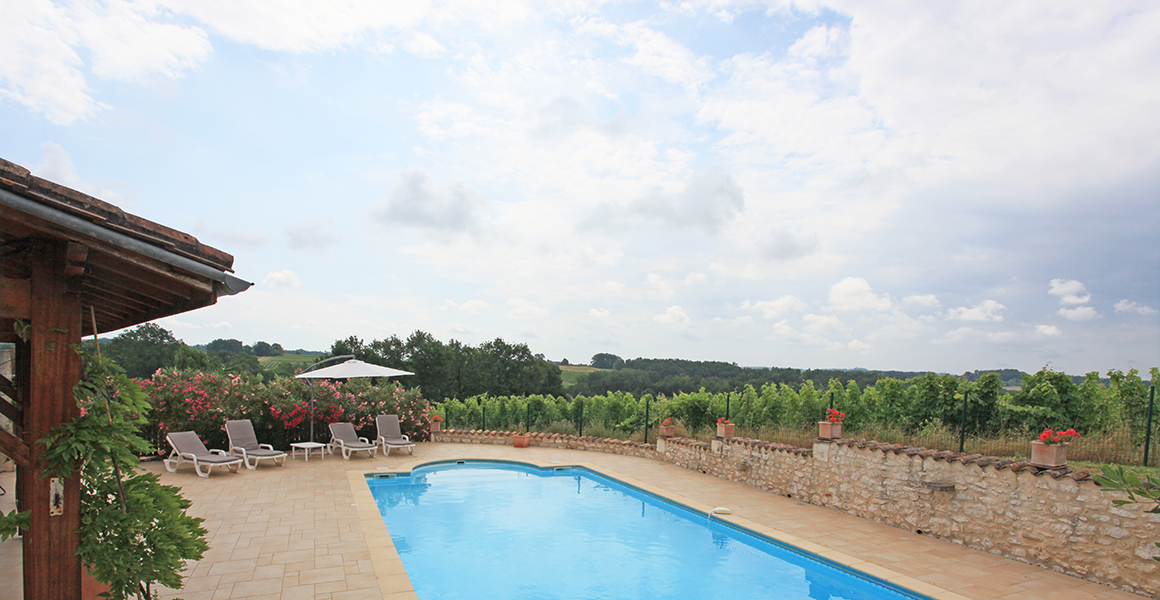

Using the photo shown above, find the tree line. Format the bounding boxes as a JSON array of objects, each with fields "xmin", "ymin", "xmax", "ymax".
[
  {"xmin": 328, "ymin": 332, "xmax": 563, "ymax": 399},
  {"xmin": 87, "ymin": 324, "xmax": 564, "ymax": 400},
  {"xmin": 574, "ymin": 353, "xmax": 961, "ymax": 397}
]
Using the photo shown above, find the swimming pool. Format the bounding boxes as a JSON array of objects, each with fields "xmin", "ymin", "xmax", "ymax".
[{"xmin": 366, "ymin": 461, "xmax": 932, "ymax": 600}]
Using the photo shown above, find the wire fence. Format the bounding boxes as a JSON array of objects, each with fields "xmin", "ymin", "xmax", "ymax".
[{"xmin": 443, "ymin": 403, "xmax": 1160, "ymax": 468}]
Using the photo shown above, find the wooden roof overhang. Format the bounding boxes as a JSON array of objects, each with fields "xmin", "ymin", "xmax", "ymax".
[
  {"xmin": 0, "ymin": 156, "xmax": 251, "ymax": 600},
  {"xmin": 1, "ymin": 158, "xmax": 250, "ymax": 336}
]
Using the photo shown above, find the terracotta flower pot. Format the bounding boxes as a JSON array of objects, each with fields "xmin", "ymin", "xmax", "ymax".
[
  {"xmin": 818, "ymin": 421, "xmax": 842, "ymax": 439},
  {"xmin": 658, "ymin": 425, "xmax": 676, "ymax": 438},
  {"xmin": 513, "ymin": 433, "xmax": 530, "ymax": 448},
  {"xmin": 430, "ymin": 421, "xmax": 441, "ymax": 433},
  {"xmin": 82, "ymin": 566, "xmax": 110, "ymax": 600},
  {"xmin": 1030, "ymin": 441, "xmax": 1068, "ymax": 468},
  {"xmin": 717, "ymin": 423, "xmax": 735, "ymax": 438}
]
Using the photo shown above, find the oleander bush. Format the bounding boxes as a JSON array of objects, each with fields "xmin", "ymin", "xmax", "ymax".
[{"xmin": 138, "ymin": 369, "xmax": 434, "ymax": 452}]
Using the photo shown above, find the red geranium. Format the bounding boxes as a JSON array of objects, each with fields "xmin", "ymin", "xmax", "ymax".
[
  {"xmin": 1039, "ymin": 428, "xmax": 1080, "ymax": 446},
  {"xmin": 826, "ymin": 408, "xmax": 845, "ymax": 423}
]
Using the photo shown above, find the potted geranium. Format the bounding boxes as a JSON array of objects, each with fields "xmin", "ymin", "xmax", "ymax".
[
  {"xmin": 716, "ymin": 417, "xmax": 734, "ymax": 438},
  {"xmin": 430, "ymin": 413, "xmax": 443, "ymax": 433},
  {"xmin": 819, "ymin": 408, "xmax": 844, "ymax": 439},
  {"xmin": 659, "ymin": 418, "xmax": 676, "ymax": 438},
  {"xmin": 1030, "ymin": 428, "xmax": 1080, "ymax": 468}
]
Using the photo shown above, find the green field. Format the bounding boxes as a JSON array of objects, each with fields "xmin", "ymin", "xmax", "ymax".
[
  {"xmin": 559, "ymin": 365, "xmax": 601, "ymax": 388},
  {"xmin": 258, "ymin": 354, "xmax": 322, "ymax": 369}
]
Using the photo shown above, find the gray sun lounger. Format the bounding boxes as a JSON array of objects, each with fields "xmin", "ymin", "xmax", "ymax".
[
  {"xmin": 329, "ymin": 422, "xmax": 378, "ymax": 459},
  {"xmin": 226, "ymin": 419, "xmax": 287, "ymax": 469},
  {"xmin": 164, "ymin": 431, "xmax": 243, "ymax": 477},
  {"xmin": 376, "ymin": 414, "xmax": 415, "ymax": 456}
]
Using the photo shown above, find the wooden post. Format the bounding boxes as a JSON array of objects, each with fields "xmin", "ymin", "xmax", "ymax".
[{"xmin": 20, "ymin": 240, "xmax": 83, "ymax": 600}]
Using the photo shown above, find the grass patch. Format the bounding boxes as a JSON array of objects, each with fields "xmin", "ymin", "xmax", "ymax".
[
  {"xmin": 258, "ymin": 355, "xmax": 320, "ymax": 368},
  {"xmin": 559, "ymin": 365, "xmax": 602, "ymax": 388}
]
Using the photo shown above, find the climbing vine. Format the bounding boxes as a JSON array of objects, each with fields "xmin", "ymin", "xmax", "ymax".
[{"xmin": 38, "ymin": 355, "xmax": 208, "ymax": 599}]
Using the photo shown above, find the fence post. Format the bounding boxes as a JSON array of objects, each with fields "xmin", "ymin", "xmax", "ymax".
[
  {"xmin": 959, "ymin": 390, "xmax": 969, "ymax": 454},
  {"xmin": 829, "ymin": 391, "xmax": 834, "ymax": 411},
  {"xmin": 526, "ymin": 400, "xmax": 531, "ymax": 433},
  {"xmin": 726, "ymin": 392, "xmax": 730, "ymax": 421},
  {"xmin": 578, "ymin": 399, "xmax": 584, "ymax": 437},
  {"xmin": 1144, "ymin": 385, "xmax": 1155, "ymax": 466},
  {"xmin": 482, "ymin": 403, "xmax": 486, "ymax": 431}
]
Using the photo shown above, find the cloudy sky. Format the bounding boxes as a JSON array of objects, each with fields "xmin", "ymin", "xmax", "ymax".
[{"xmin": 3, "ymin": 1, "xmax": 1157, "ymax": 375}]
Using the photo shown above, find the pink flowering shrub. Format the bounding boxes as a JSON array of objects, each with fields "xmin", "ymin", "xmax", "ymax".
[{"xmin": 138, "ymin": 369, "xmax": 434, "ymax": 451}]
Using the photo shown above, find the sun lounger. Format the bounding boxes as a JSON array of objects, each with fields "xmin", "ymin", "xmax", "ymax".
[
  {"xmin": 163, "ymin": 431, "xmax": 242, "ymax": 477},
  {"xmin": 376, "ymin": 414, "xmax": 415, "ymax": 456},
  {"xmin": 328, "ymin": 422, "xmax": 378, "ymax": 459},
  {"xmin": 226, "ymin": 419, "xmax": 287, "ymax": 469}
]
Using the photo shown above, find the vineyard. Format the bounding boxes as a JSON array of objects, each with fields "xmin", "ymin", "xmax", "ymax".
[{"xmin": 136, "ymin": 364, "xmax": 1159, "ymax": 467}]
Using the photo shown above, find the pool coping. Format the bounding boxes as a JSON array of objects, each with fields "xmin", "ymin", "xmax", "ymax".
[{"xmin": 346, "ymin": 456, "xmax": 971, "ymax": 600}]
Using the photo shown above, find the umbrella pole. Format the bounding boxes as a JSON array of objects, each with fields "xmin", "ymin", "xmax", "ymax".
[{"xmin": 309, "ymin": 380, "xmax": 316, "ymax": 443}]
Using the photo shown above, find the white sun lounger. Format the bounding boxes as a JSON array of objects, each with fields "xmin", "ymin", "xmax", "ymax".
[
  {"xmin": 164, "ymin": 431, "xmax": 243, "ymax": 478},
  {"xmin": 376, "ymin": 414, "xmax": 415, "ymax": 456},
  {"xmin": 328, "ymin": 422, "xmax": 378, "ymax": 459},
  {"xmin": 226, "ymin": 419, "xmax": 287, "ymax": 470}
]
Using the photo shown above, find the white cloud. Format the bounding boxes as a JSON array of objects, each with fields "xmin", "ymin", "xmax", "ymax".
[
  {"xmin": 376, "ymin": 169, "xmax": 484, "ymax": 234},
  {"xmin": 1048, "ymin": 279, "xmax": 1091, "ymax": 305},
  {"xmin": 684, "ymin": 272, "xmax": 707, "ymax": 285},
  {"xmin": 825, "ymin": 278, "xmax": 892, "ymax": 312},
  {"xmin": 589, "ymin": 308, "xmax": 610, "ymax": 319},
  {"xmin": 619, "ymin": 22, "xmax": 713, "ymax": 95},
  {"xmin": 932, "ymin": 327, "xmax": 983, "ymax": 344},
  {"xmin": 262, "ymin": 270, "xmax": 301, "ymax": 289},
  {"xmin": 440, "ymin": 299, "xmax": 491, "ymax": 314},
  {"xmin": 402, "ymin": 31, "xmax": 444, "ymax": 58},
  {"xmin": 1057, "ymin": 306, "xmax": 1099, "ymax": 321},
  {"xmin": 847, "ymin": 339, "xmax": 872, "ymax": 354},
  {"xmin": 592, "ymin": 167, "xmax": 745, "ymax": 235},
  {"xmin": 505, "ymin": 298, "xmax": 548, "ymax": 320},
  {"xmin": 903, "ymin": 294, "xmax": 940, "ymax": 308},
  {"xmin": 947, "ymin": 300, "xmax": 1006, "ymax": 321},
  {"xmin": 803, "ymin": 313, "xmax": 846, "ymax": 335},
  {"xmin": 761, "ymin": 229, "xmax": 819, "ymax": 261},
  {"xmin": 654, "ymin": 305, "xmax": 690, "ymax": 326},
  {"xmin": 285, "ymin": 217, "xmax": 339, "ymax": 252},
  {"xmin": 1036, "ymin": 324, "xmax": 1062, "ymax": 336},
  {"xmin": 1114, "ymin": 300, "xmax": 1158, "ymax": 316},
  {"xmin": 741, "ymin": 296, "xmax": 808, "ymax": 319},
  {"xmin": 0, "ymin": 1, "xmax": 210, "ymax": 124},
  {"xmin": 769, "ymin": 319, "xmax": 844, "ymax": 349}
]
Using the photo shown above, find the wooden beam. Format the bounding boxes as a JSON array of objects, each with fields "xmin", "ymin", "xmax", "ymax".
[
  {"xmin": 0, "ymin": 427, "xmax": 29, "ymax": 468},
  {"xmin": 0, "ymin": 373, "xmax": 16, "ymax": 403},
  {"xmin": 21, "ymin": 239, "xmax": 82, "ymax": 600},
  {"xmin": 0, "ymin": 373, "xmax": 21, "ymax": 424},
  {"xmin": 64, "ymin": 242, "xmax": 88, "ymax": 277},
  {"xmin": 0, "ymin": 277, "xmax": 31, "ymax": 319}
]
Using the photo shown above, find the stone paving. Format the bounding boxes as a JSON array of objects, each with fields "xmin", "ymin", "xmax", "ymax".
[{"xmin": 0, "ymin": 443, "xmax": 1149, "ymax": 599}]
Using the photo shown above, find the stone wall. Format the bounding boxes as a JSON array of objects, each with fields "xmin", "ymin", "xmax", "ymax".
[
  {"xmin": 434, "ymin": 429, "xmax": 1159, "ymax": 597},
  {"xmin": 433, "ymin": 429, "xmax": 659, "ymax": 460}
]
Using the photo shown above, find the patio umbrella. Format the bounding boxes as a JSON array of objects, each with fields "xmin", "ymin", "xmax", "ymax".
[{"xmin": 296, "ymin": 358, "xmax": 414, "ymax": 442}]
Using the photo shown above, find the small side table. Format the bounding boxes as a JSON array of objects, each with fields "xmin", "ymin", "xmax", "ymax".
[{"xmin": 291, "ymin": 441, "xmax": 328, "ymax": 461}]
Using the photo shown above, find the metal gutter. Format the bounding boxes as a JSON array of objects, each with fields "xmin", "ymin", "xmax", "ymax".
[{"xmin": 0, "ymin": 187, "xmax": 252, "ymax": 296}]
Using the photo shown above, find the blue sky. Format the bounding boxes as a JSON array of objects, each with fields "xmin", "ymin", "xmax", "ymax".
[{"xmin": 2, "ymin": 1, "xmax": 1157, "ymax": 375}]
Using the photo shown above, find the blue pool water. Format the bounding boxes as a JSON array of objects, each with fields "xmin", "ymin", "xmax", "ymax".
[{"xmin": 366, "ymin": 461, "xmax": 930, "ymax": 600}]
